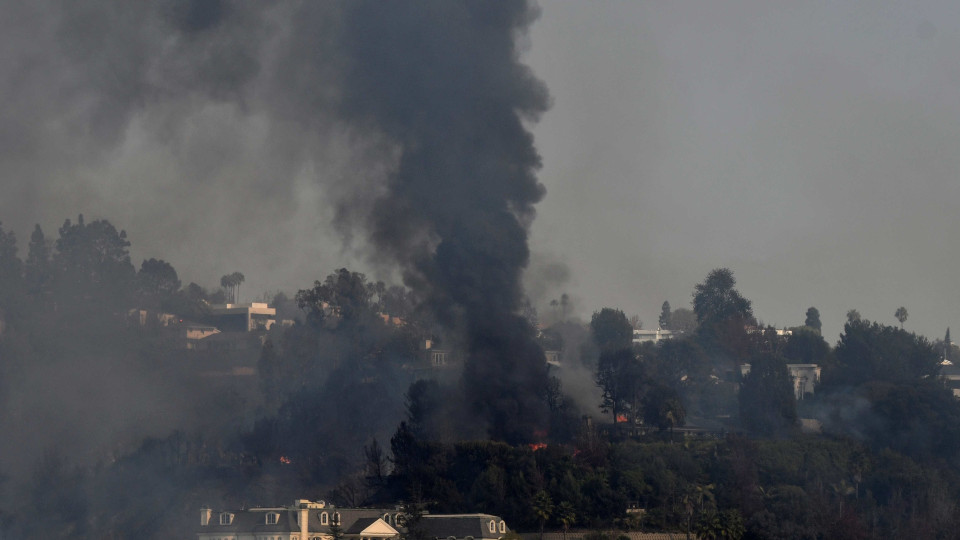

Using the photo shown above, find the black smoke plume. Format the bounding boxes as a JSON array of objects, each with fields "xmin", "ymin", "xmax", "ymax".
[{"xmin": 332, "ymin": 2, "xmax": 553, "ymax": 442}]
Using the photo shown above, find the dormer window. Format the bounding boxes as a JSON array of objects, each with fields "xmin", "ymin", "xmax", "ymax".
[
  {"xmin": 321, "ymin": 512, "xmax": 329, "ymax": 525},
  {"xmin": 499, "ymin": 521, "xmax": 506, "ymax": 534},
  {"xmin": 219, "ymin": 513, "xmax": 234, "ymax": 525},
  {"xmin": 383, "ymin": 513, "xmax": 391, "ymax": 524},
  {"xmin": 266, "ymin": 512, "xmax": 279, "ymax": 525},
  {"xmin": 333, "ymin": 512, "xmax": 341, "ymax": 525},
  {"xmin": 488, "ymin": 520, "xmax": 496, "ymax": 533}
]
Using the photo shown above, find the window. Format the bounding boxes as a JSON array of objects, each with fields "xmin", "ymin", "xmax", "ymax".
[
  {"xmin": 395, "ymin": 514, "xmax": 406, "ymax": 527},
  {"xmin": 499, "ymin": 521, "xmax": 506, "ymax": 534},
  {"xmin": 488, "ymin": 520, "xmax": 496, "ymax": 533},
  {"xmin": 266, "ymin": 512, "xmax": 279, "ymax": 525},
  {"xmin": 219, "ymin": 513, "xmax": 234, "ymax": 525},
  {"xmin": 383, "ymin": 513, "xmax": 391, "ymax": 524},
  {"xmin": 321, "ymin": 512, "xmax": 328, "ymax": 525},
  {"xmin": 333, "ymin": 512, "xmax": 341, "ymax": 525}
]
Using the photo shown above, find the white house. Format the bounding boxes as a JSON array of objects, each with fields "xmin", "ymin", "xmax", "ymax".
[
  {"xmin": 632, "ymin": 328, "xmax": 674, "ymax": 345},
  {"xmin": 739, "ymin": 363, "xmax": 821, "ymax": 400}
]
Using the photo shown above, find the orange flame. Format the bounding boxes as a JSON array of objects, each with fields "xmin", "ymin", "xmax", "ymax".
[
  {"xmin": 616, "ymin": 414, "xmax": 628, "ymax": 423},
  {"xmin": 279, "ymin": 456, "xmax": 292, "ymax": 464},
  {"xmin": 529, "ymin": 442, "xmax": 547, "ymax": 451}
]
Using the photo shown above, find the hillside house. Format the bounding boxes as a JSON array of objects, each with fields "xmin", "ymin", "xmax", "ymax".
[
  {"xmin": 208, "ymin": 302, "xmax": 277, "ymax": 332},
  {"xmin": 740, "ymin": 363, "xmax": 821, "ymax": 400},
  {"xmin": 632, "ymin": 328, "xmax": 674, "ymax": 345}
]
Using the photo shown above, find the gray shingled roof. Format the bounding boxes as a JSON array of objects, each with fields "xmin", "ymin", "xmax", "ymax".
[
  {"xmin": 420, "ymin": 515, "xmax": 508, "ymax": 539},
  {"xmin": 345, "ymin": 517, "xmax": 382, "ymax": 535},
  {"xmin": 200, "ymin": 507, "xmax": 507, "ymax": 539},
  {"xmin": 202, "ymin": 509, "xmax": 297, "ymax": 534}
]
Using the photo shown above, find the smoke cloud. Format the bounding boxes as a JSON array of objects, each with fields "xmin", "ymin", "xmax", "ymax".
[{"xmin": 0, "ymin": 0, "xmax": 554, "ymax": 472}]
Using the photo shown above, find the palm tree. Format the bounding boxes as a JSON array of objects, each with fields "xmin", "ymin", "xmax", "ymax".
[
  {"xmin": 230, "ymin": 271, "xmax": 245, "ymax": 303},
  {"xmin": 556, "ymin": 501, "xmax": 575, "ymax": 540},
  {"xmin": 831, "ymin": 479, "xmax": 855, "ymax": 518},
  {"xmin": 694, "ymin": 483, "xmax": 716, "ymax": 513},
  {"xmin": 220, "ymin": 274, "xmax": 235, "ymax": 302},
  {"xmin": 532, "ymin": 490, "xmax": 554, "ymax": 540}
]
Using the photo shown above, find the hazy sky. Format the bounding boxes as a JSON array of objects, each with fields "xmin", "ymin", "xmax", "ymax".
[
  {"xmin": 526, "ymin": 1, "xmax": 960, "ymax": 339},
  {"xmin": 2, "ymin": 1, "xmax": 958, "ymax": 340}
]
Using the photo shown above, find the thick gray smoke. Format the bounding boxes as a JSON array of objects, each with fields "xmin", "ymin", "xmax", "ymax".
[{"xmin": 1, "ymin": 0, "xmax": 552, "ymax": 455}]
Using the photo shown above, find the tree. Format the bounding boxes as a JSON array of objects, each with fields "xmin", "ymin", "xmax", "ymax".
[
  {"xmin": 846, "ymin": 309, "xmax": 861, "ymax": 324},
  {"xmin": 945, "ymin": 328, "xmax": 953, "ymax": 362},
  {"xmin": 54, "ymin": 215, "xmax": 135, "ymax": 306},
  {"xmin": 670, "ymin": 308, "xmax": 698, "ymax": 334},
  {"xmin": 219, "ymin": 271, "xmax": 245, "ymax": 303},
  {"xmin": 804, "ymin": 307, "xmax": 821, "ymax": 333},
  {"xmin": 895, "ymin": 306, "xmax": 908, "ymax": 329},
  {"xmin": 556, "ymin": 501, "xmax": 575, "ymax": 540},
  {"xmin": 692, "ymin": 268, "xmax": 753, "ymax": 325},
  {"xmin": 653, "ymin": 338, "xmax": 709, "ymax": 386},
  {"xmin": 137, "ymin": 259, "xmax": 181, "ymax": 302},
  {"xmin": 329, "ymin": 520, "xmax": 344, "ymax": 540},
  {"xmin": 400, "ymin": 497, "xmax": 427, "ymax": 540},
  {"xmin": 643, "ymin": 384, "xmax": 686, "ymax": 431},
  {"xmin": 0, "ymin": 222, "xmax": 23, "ymax": 304},
  {"xmin": 596, "ymin": 348, "xmax": 643, "ymax": 424},
  {"xmin": 24, "ymin": 224, "xmax": 51, "ymax": 297},
  {"xmin": 532, "ymin": 490, "xmax": 553, "ymax": 540},
  {"xmin": 694, "ymin": 510, "xmax": 745, "ymax": 540},
  {"xmin": 364, "ymin": 438, "xmax": 387, "ymax": 487},
  {"xmin": 739, "ymin": 354, "xmax": 798, "ymax": 435},
  {"xmin": 830, "ymin": 320, "xmax": 940, "ymax": 386},
  {"xmin": 692, "ymin": 268, "xmax": 754, "ymax": 361},
  {"xmin": 590, "ymin": 308, "xmax": 633, "ymax": 354},
  {"xmin": 659, "ymin": 301, "xmax": 672, "ymax": 330},
  {"xmin": 783, "ymin": 327, "xmax": 830, "ymax": 366},
  {"xmin": 296, "ymin": 268, "xmax": 374, "ymax": 326}
]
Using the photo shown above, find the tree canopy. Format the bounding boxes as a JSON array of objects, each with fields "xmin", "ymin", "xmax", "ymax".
[
  {"xmin": 692, "ymin": 268, "xmax": 753, "ymax": 325},
  {"xmin": 804, "ymin": 306, "xmax": 821, "ymax": 332},
  {"xmin": 739, "ymin": 354, "xmax": 798, "ymax": 435},
  {"xmin": 830, "ymin": 320, "xmax": 940, "ymax": 386},
  {"xmin": 590, "ymin": 308, "xmax": 633, "ymax": 354}
]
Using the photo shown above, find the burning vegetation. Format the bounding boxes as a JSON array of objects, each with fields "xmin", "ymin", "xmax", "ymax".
[{"xmin": 1, "ymin": 2, "xmax": 960, "ymax": 540}]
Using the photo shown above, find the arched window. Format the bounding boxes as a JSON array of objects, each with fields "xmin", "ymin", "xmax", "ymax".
[
  {"xmin": 265, "ymin": 512, "xmax": 279, "ymax": 525},
  {"xmin": 321, "ymin": 512, "xmax": 329, "ymax": 525},
  {"xmin": 395, "ymin": 514, "xmax": 406, "ymax": 527},
  {"xmin": 499, "ymin": 521, "xmax": 506, "ymax": 534},
  {"xmin": 383, "ymin": 513, "xmax": 391, "ymax": 524},
  {"xmin": 488, "ymin": 520, "xmax": 496, "ymax": 533},
  {"xmin": 333, "ymin": 512, "xmax": 341, "ymax": 525}
]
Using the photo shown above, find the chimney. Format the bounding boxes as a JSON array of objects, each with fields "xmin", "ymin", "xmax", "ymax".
[
  {"xmin": 300, "ymin": 506, "xmax": 309, "ymax": 540},
  {"xmin": 200, "ymin": 508, "xmax": 212, "ymax": 526}
]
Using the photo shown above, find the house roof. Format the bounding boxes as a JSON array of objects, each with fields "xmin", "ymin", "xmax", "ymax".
[
  {"xmin": 420, "ymin": 514, "xmax": 509, "ymax": 539},
  {"xmin": 202, "ymin": 509, "xmax": 297, "ymax": 534},
  {"xmin": 200, "ymin": 505, "xmax": 507, "ymax": 540},
  {"xmin": 345, "ymin": 517, "xmax": 399, "ymax": 537}
]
